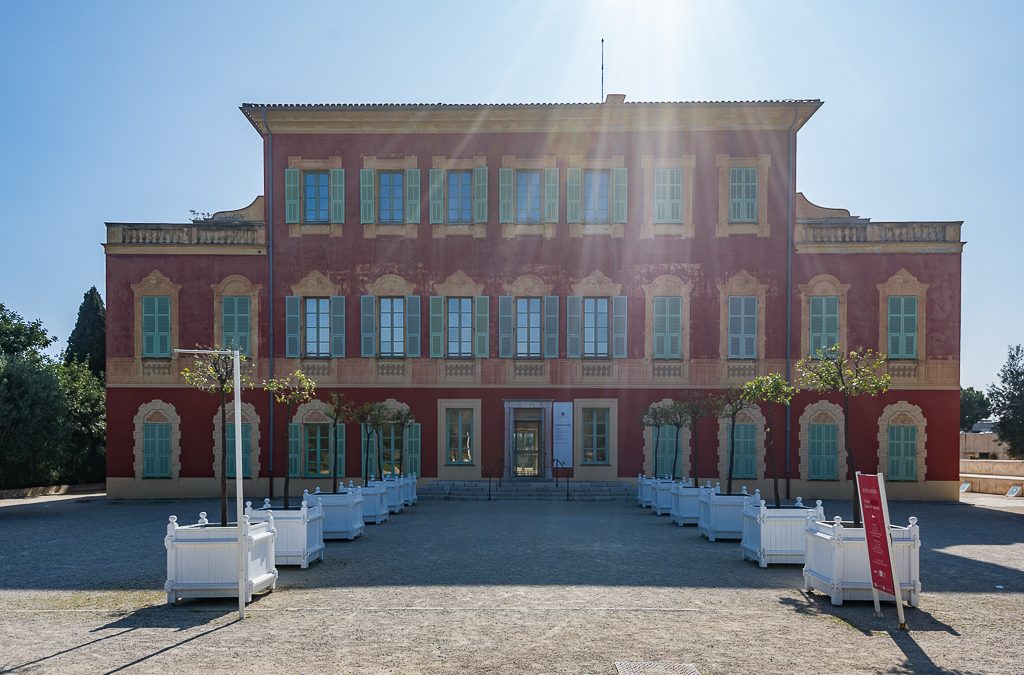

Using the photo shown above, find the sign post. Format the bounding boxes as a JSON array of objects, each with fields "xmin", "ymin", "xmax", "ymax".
[{"xmin": 856, "ymin": 471, "xmax": 907, "ymax": 630}]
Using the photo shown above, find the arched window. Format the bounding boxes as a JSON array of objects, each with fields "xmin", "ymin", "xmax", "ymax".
[
  {"xmin": 798, "ymin": 401, "xmax": 847, "ymax": 481},
  {"xmin": 717, "ymin": 406, "xmax": 767, "ymax": 482},
  {"xmin": 211, "ymin": 402, "xmax": 262, "ymax": 479},
  {"xmin": 133, "ymin": 400, "xmax": 181, "ymax": 479},
  {"xmin": 877, "ymin": 401, "xmax": 928, "ymax": 481}
]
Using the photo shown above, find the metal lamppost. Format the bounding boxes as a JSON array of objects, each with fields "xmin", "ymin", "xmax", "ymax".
[{"xmin": 175, "ymin": 348, "xmax": 246, "ymax": 620}]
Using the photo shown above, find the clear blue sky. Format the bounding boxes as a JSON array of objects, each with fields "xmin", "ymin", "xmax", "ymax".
[{"xmin": 0, "ymin": 1, "xmax": 1019, "ymax": 389}]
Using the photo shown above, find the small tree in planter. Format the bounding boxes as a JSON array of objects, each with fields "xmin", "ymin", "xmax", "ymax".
[
  {"xmin": 181, "ymin": 347, "xmax": 254, "ymax": 526},
  {"xmin": 390, "ymin": 408, "xmax": 416, "ymax": 475},
  {"xmin": 264, "ymin": 370, "xmax": 316, "ymax": 510},
  {"xmin": 352, "ymin": 401, "xmax": 392, "ymax": 483},
  {"xmin": 718, "ymin": 387, "xmax": 757, "ymax": 496},
  {"xmin": 742, "ymin": 373, "xmax": 798, "ymax": 508},
  {"xmin": 325, "ymin": 393, "xmax": 353, "ymax": 493},
  {"xmin": 641, "ymin": 402, "xmax": 669, "ymax": 477},
  {"xmin": 796, "ymin": 345, "xmax": 890, "ymax": 526},
  {"xmin": 677, "ymin": 390, "xmax": 714, "ymax": 485}
]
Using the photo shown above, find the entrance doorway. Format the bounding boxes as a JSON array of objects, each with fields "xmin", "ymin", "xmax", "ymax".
[{"xmin": 513, "ymin": 421, "xmax": 542, "ymax": 477}]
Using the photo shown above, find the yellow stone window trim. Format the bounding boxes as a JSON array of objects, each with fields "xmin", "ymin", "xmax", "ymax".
[
  {"xmin": 132, "ymin": 270, "xmax": 181, "ymax": 361},
  {"xmin": 640, "ymin": 155, "xmax": 696, "ymax": 239},
  {"xmin": 797, "ymin": 400, "xmax": 847, "ymax": 481},
  {"xmin": 292, "ymin": 399, "xmax": 333, "ymax": 426},
  {"xmin": 211, "ymin": 275, "xmax": 262, "ymax": 360},
  {"xmin": 211, "ymin": 402, "xmax": 262, "ymax": 481},
  {"xmin": 573, "ymin": 398, "xmax": 619, "ymax": 480},
  {"xmin": 288, "ymin": 156, "xmax": 344, "ymax": 238},
  {"xmin": 570, "ymin": 269, "xmax": 623, "ymax": 297},
  {"xmin": 716, "ymin": 406, "xmax": 767, "ymax": 482},
  {"xmin": 876, "ymin": 401, "xmax": 928, "ymax": 481},
  {"xmin": 133, "ymin": 400, "xmax": 182, "ymax": 480},
  {"xmin": 431, "ymin": 155, "xmax": 487, "ymax": 239},
  {"xmin": 641, "ymin": 274, "xmax": 693, "ymax": 361},
  {"xmin": 436, "ymin": 398, "xmax": 482, "ymax": 480},
  {"xmin": 716, "ymin": 154, "xmax": 771, "ymax": 237},
  {"xmin": 642, "ymin": 398, "xmax": 692, "ymax": 477},
  {"xmin": 798, "ymin": 274, "xmax": 850, "ymax": 359},
  {"xmin": 290, "ymin": 269, "xmax": 343, "ymax": 298},
  {"xmin": 366, "ymin": 273, "xmax": 415, "ymax": 297},
  {"xmin": 501, "ymin": 154, "xmax": 558, "ymax": 239},
  {"xmin": 505, "ymin": 274, "xmax": 554, "ymax": 297},
  {"xmin": 876, "ymin": 268, "xmax": 928, "ymax": 361},
  {"xmin": 569, "ymin": 154, "xmax": 626, "ymax": 239},
  {"xmin": 717, "ymin": 270, "xmax": 768, "ymax": 361},
  {"xmin": 363, "ymin": 154, "xmax": 419, "ymax": 239},
  {"xmin": 432, "ymin": 270, "xmax": 484, "ymax": 298}
]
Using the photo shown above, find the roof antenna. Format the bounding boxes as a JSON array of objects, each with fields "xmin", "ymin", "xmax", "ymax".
[{"xmin": 601, "ymin": 38, "xmax": 605, "ymax": 102}]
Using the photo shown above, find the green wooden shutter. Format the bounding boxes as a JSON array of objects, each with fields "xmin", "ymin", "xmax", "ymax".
[
  {"xmin": 904, "ymin": 426, "xmax": 917, "ymax": 480},
  {"xmin": 141, "ymin": 296, "xmax": 155, "ymax": 357},
  {"xmin": 223, "ymin": 295, "xmax": 250, "ymax": 356},
  {"xmin": 285, "ymin": 168, "xmax": 300, "ymax": 224},
  {"xmin": 654, "ymin": 425, "xmax": 678, "ymax": 477},
  {"xmin": 653, "ymin": 297, "xmax": 667, "ymax": 358},
  {"xmin": 808, "ymin": 423, "xmax": 822, "ymax": 479},
  {"xmin": 404, "ymin": 423, "xmax": 421, "ymax": 475},
  {"xmin": 473, "ymin": 166, "xmax": 488, "ymax": 223},
  {"xmin": 222, "ymin": 296, "xmax": 236, "ymax": 351},
  {"xmin": 731, "ymin": 424, "xmax": 757, "ymax": 479},
  {"xmin": 143, "ymin": 422, "xmax": 170, "ymax": 477},
  {"xmin": 405, "ymin": 168, "xmax": 420, "ymax": 224},
  {"xmin": 499, "ymin": 168, "xmax": 514, "ymax": 223},
  {"xmin": 809, "ymin": 423, "xmax": 838, "ymax": 480},
  {"xmin": 566, "ymin": 295, "xmax": 582, "ymax": 358},
  {"xmin": 543, "ymin": 167, "xmax": 559, "ymax": 223},
  {"xmin": 288, "ymin": 423, "xmax": 301, "ymax": 477},
  {"xmin": 729, "ymin": 296, "xmax": 757, "ymax": 359},
  {"xmin": 429, "ymin": 169, "xmax": 445, "ymax": 224},
  {"xmin": 810, "ymin": 296, "xmax": 839, "ymax": 357},
  {"xmin": 329, "ymin": 168, "xmax": 345, "ymax": 224},
  {"xmin": 903, "ymin": 296, "xmax": 918, "ymax": 358},
  {"xmin": 406, "ymin": 295, "xmax": 421, "ymax": 357},
  {"xmin": 543, "ymin": 295, "xmax": 559, "ymax": 359},
  {"xmin": 655, "ymin": 168, "xmax": 683, "ymax": 224},
  {"xmin": 330, "ymin": 295, "xmax": 346, "ymax": 357},
  {"xmin": 653, "ymin": 296, "xmax": 682, "ymax": 359},
  {"xmin": 142, "ymin": 296, "xmax": 170, "ymax": 358},
  {"xmin": 612, "ymin": 295, "xmax": 627, "ymax": 359},
  {"xmin": 429, "ymin": 296, "xmax": 444, "ymax": 358},
  {"xmin": 566, "ymin": 168, "xmax": 582, "ymax": 223},
  {"xmin": 361, "ymin": 424, "xmax": 379, "ymax": 479},
  {"xmin": 285, "ymin": 295, "xmax": 300, "ymax": 358},
  {"xmin": 360, "ymin": 295, "xmax": 376, "ymax": 357},
  {"xmin": 653, "ymin": 168, "xmax": 668, "ymax": 224},
  {"xmin": 241, "ymin": 422, "xmax": 252, "ymax": 478},
  {"xmin": 474, "ymin": 296, "xmax": 489, "ymax": 358},
  {"xmin": 498, "ymin": 295, "xmax": 513, "ymax": 358},
  {"xmin": 612, "ymin": 167, "xmax": 628, "ymax": 223},
  {"xmin": 824, "ymin": 296, "xmax": 839, "ymax": 352},
  {"xmin": 226, "ymin": 422, "xmax": 236, "ymax": 478},
  {"xmin": 335, "ymin": 423, "xmax": 346, "ymax": 480},
  {"xmin": 360, "ymin": 168, "xmax": 375, "ymax": 224}
]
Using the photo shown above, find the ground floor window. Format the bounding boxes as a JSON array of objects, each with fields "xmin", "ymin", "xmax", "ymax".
[
  {"xmin": 887, "ymin": 425, "xmax": 918, "ymax": 481},
  {"xmin": 303, "ymin": 423, "xmax": 331, "ymax": 478},
  {"xmin": 582, "ymin": 408, "xmax": 610, "ymax": 464},
  {"xmin": 808, "ymin": 423, "xmax": 838, "ymax": 480},
  {"xmin": 729, "ymin": 423, "xmax": 757, "ymax": 479},
  {"xmin": 142, "ymin": 422, "xmax": 171, "ymax": 478},
  {"xmin": 225, "ymin": 422, "xmax": 252, "ymax": 478},
  {"xmin": 653, "ymin": 424, "xmax": 680, "ymax": 478},
  {"xmin": 380, "ymin": 423, "xmax": 403, "ymax": 476},
  {"xmin": 446, "ymin": 409, "xmax": 473, "ymax": 465}
]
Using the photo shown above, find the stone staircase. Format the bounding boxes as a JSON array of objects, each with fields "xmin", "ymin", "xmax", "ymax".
[{"xmin": 417, "ymin": 479, "xmax": 635, "ymax": 502}]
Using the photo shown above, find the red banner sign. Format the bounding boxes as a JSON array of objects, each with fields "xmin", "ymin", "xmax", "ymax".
[{"xmin": 857, "ymin": 473, "xmax": 896, "ymax": 597}]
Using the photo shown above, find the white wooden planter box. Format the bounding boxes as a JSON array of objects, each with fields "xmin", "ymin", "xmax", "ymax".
[
  {"xmin": 245, "ymin": 499, "xmax": 324, "ymax": 568},
  {"xmin": 370, "ymin": 479, "xmax": 404, "ymax": 514},
  {"xmin": 669, "ymin": 480, "xmax": 699, "ymax": 526},
  {"xmin": 697, "ymin": 485, "xmax": 749, "ymax": 541},
  {"xmin": 400, "ymin": 474, "xmax": 417, "ymax": 506},
  {"xmin": 803, "ymin": 516, "xmax": 922, "ymax": 606},
  {"xmin": 305, "ymin": 488, "xmax": 365, "ymax": 540},
  {"xmin": 739, "ymin": 491, "xmax": 825, "ymax": 567},
  {"xmin": 164, "ymin": 512, "xmax": 277, "ymax": 604},
  {"xmin": 637, "ymin": 475, "xmax": 655, "ymax": 508},
  {"xmin": 360, "ymin": 484, "xmax": 389, "ymax": 524},
  {"xmin": 652, "ymin": 479, "xmax": 676, "ymax": 515}
]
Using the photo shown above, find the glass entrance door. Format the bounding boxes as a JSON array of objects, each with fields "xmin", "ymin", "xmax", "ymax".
[{"xmin": 513, "ymin": 421, "xmax": 542, "ymax": 477}]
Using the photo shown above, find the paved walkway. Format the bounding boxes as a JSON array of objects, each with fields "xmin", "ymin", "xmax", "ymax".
[{"xmin": 0, "ymin": 494, "xmax": 1022, "ymax": 673}]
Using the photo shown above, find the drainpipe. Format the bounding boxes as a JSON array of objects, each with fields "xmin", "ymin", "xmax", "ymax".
[
  {"xmin": 263, "ymin": 106, "xmax": 276, "ymax": 499},
  {"xmin": 785, "ymin": 102, "xmax": 799, "ymax": 500}
]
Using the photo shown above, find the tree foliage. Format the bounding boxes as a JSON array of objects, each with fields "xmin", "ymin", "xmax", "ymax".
[
  {"xmin": 959, "ymin": 386, "xmax": 990, "ymax": 432},
  {"xmin": 55, "ymin": 360, "xmax": 106, "ymax": 484},
  {"xmin": 65, "ymin": 287, "xmax": 106, "ymax": 377},
  {"xmin": 325, "ymin": 392, "xmax": 353, "ymax": 492},
  {"xmin": 742, "ymin": 373, "xmax": 797, "ymax": 507},
  {"xmin": 988, "ymin": 345, "xmax": 1024, "ymax": 459},
  {"xmin": 0, "ymin": 354, "xmax": 66, "ymax": 488},
  {"xmin": 0, "ymin": 303, "xmax": 53, "ymax": 358},
  {"xmin": 264, "ymin": 370, "xmax": 316, "ymax": 508},
  {"xmin": 716, "ymin": 388, "xmax": 756, "ymax": 495}
]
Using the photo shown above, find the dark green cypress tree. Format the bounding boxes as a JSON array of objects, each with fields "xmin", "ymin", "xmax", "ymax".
[{"xmin": 65, "ymin": 287, "xmax": 106, "ymax": 377}]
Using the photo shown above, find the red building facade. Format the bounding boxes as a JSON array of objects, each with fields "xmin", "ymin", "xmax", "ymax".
[{"xmin": 104, "ymin": 98, "xmax": 963, "ymax": 500}]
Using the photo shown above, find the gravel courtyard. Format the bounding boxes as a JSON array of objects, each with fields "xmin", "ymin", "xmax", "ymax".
[{"xmin": 0, "ymin": 492, "xmax": 1022, "ymax": 674}]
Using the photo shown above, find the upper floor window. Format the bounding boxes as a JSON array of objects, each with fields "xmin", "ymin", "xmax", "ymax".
[
  {"xmin": 222, "ymin": 295, "xmax": 251, "ymax": 357},
  {"xmin": 285, "ymin": 295, "xmax": 344, "ymax": 358},
  {"xmin": 728, "ymin": 295, "xmax": 758, "ymax": 359},
  {"xmin": 583, "ymin": 170, "xmax": 610, "ymax": 224},
  {"xmin": 498, "ymin": 295, "xmax": 558, "ymax": 359},
  {"xmin": 446, "ymin": 297, "xmax": 474, "ymax": 358},
  {"xmin": 566, "ymin": 295, "xmax": 626, "ymax": 359},
  {"xmin": 360, "ymin": 295, "xmax": 421, "ymax": 359},
  {"xmin": 652, "ymin": 296, "xmax": 683, "ymax": 360},
  {"xmin": 887, "ymin": 296, "xmax": 918, "ymax": 359},
  {"xmin": 809, "ymin": 295, "xmax": 839, "ymax": 357},
  {"xmin": 360, "ymin": 167, "xmax": 419, "ymax": 227},
  {"xmin": 284, "ymin": 168, "xmax": 344, "ymax": 226},
  {"xmin": 378, "ymin": 171, "xmax": 404, "ymax": 224},
  {"xmin": 380, "ymin": 297, "xmax": 406, "ymax": 357},
  {"xmin": 582, "ymin": 297, "xmax": 610, "ymax": 358},
  {"xmin": 516, "ymin": 298, "xmax": 542, "ymax": 358},
  {"xmin": 653, "ymin": 168, "xmax": 684, "ymax": 224},
  {"xmin": 728, "ymin": 167, "xmax": 758, "ymax": 223},
  {"xmin": 582, "ymin": 407, "xmax": 610, "ymax": 465},
  {"xmin": 447, "ymin": 171, "xmax": 472, "ymax": 224},
  {"xmin": 428, "ymin": 296, "xmax": 488, "ymax": 359},
  {"xmin": 304, "ymin": 171, "xmax": 329, "ymax": 223},
  {"xmin": 304, "ymin": 298, "xmax": 330, "ymax": 357},
  {"xmin": 516, "ymin": 170, "xmax": 542, "ymax": 223},
  {"xmin": 141, "ymin": 295, "xmax": 171, "ymax": 358}
]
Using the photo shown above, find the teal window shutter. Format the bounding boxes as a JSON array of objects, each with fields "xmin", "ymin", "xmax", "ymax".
[
  {"xmin": 888, "ymin": 296, "xmax": 918, "ymax": 359},
  {"xmin": 405, "ymin": 168, "xmax": 420, "ymax": 224},
  {"xmin": 566, "ymin": 295, "xmax": 582, "ymax": 358},
  {"xmin": 730, "ymin": 424, "xmax": 757, "ymax": 479},
  {"xmin": 361, "ymin": 424, "xmax": 379, "ymax": 478},
  {"xmin": 654, "ymin": 168, "xmax": 684, "ymax": 224},
  {"xmin": 903, "ymin": 296, "xmax": 918, "ymax": 358},
  {"xmin": 808, "ymin": 423, "xmax": 838, "ymax": 480},
  {"xmin": 141, "ymin": 296, "xmax": 155, "ymax": 357},
  {"xmin": 474, "ymin": 296, "xmax": 489, "ymax": 358},
  {"xmin": 285, "ymin": 296, "xmax": 300, "ymax": 358},
  {"xmin": 404, "ymin": 423, "xmax": 421, "ymax": 475},
  {"xmin": 566, "ymin": 168, "xmax": 582, "ymax": 223},
  {"xmin": 360, "ymin": 168, "xmax": 375, "ymax": 224},
  {"xmin": 543, "ymin": 295, "xmax": 559, "ymax": 358},
  {"xmin": 360, "ymin": 295, "xmax": 376, "ymax": 357},
  {"xmin": 142, "ymin": 295, "xmax": 171, "ymax": 357},
  {"xmin": 225, "ymin": 422, "xmax": 252, "ymax": 478},
  {"xmin": 654, "ymin": 424, "xmax": 679, "ymax": 477},
  {"xmin": 612, "ymin": 167, "xmax": 628, "ymax": 224},
  {"xmin": 429, "ymin": 296, "xmax": 444, "ymax": 358},
  {"xmin": 543, "ymin": 167, "xmax": 559, "ymax": 223},
  {"xmin": 729, "ymin": 167, "xmax": 758, "ymax": 223},
  {"xmin": 809, "ymin": 295, "xmax": 840, "ymax": 357},
  {"xmin": 334, "ymin": 423, "xmax": 346, "ymax": 480},
  {"xmin": 612, "ymin": 295, "xmax": 628, "ymax": 358},
  {"xmin": 473, "ymin": 166, "xmax": 488, "ymax": 223},
  {"xmin": 653, "ymin": 296, "xmax": 682, "ymax": 359},
  {"xmin": 498, "ymin": 295, "xmax": 514, "ymax": 358},
  {"xmin": 888, "ymin": 425, "xmax": 917, "ymax": 480},
  {"xmin": 143, "ymin": 422, "xmax": 171, "ymax": 477},
  {"xmin": 499, "ymin": 168, "xmax": 514, "ymax": 223},
  {"xmin": 288, "ymin": 423, "xmax": 301, "ymax": 477},
  {"xmin": 728, "ymin": 296, "xmax": 757, "ymax": 359},
  {"xmin": 222, "ymin": 295, "xmax": 250, "ymax": 356},
  {"xmin": 329, "ymin": 168, "xmax": 345, "ymax": 224},
  {"xmin": 406, "ymin": 295, "xmax": 421, "ymax": 357},
  {"xmin": 330, "ymin": 296, "xmax": 346, "ymax": 357},
  {"xmin": 285, "ymin": 168, "xmax": 300, "ymax": 224},
  {"xmin": 429, "ymin": 169, "xmax": 445, "ymax": 224}
]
